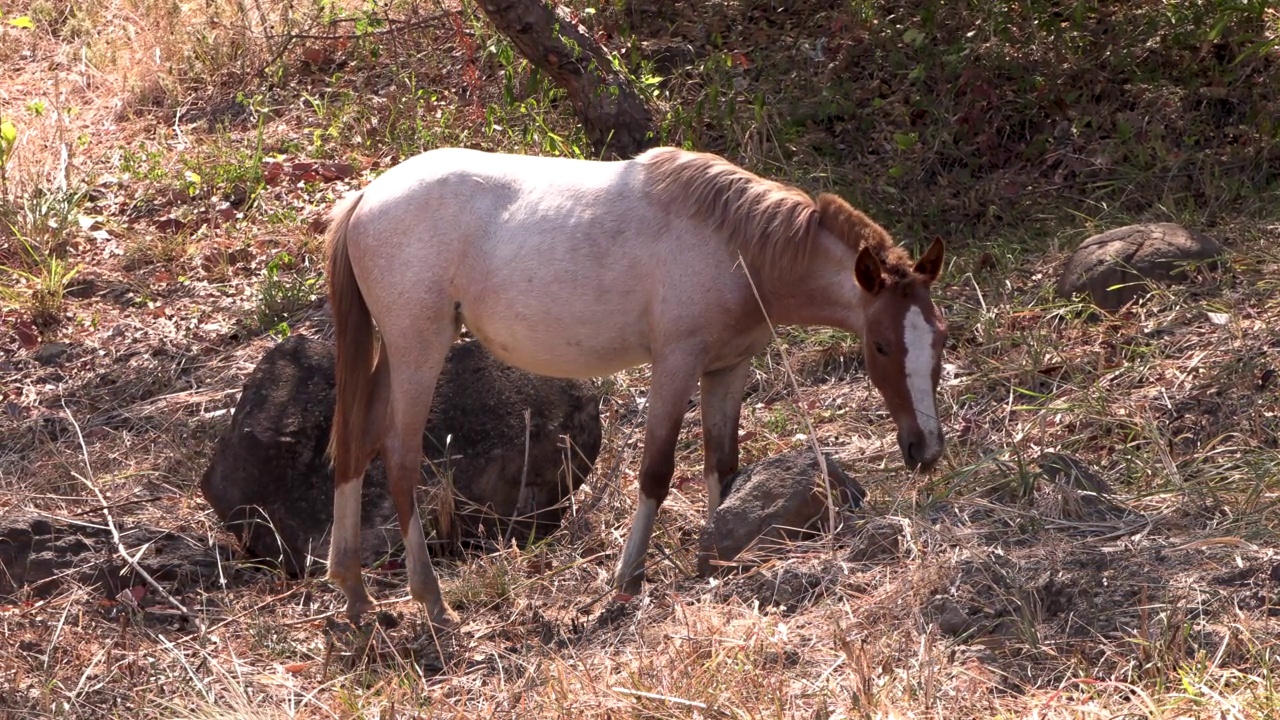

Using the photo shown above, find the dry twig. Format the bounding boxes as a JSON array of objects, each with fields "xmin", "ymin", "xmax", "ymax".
[{"xmin": 61, "ymin": 400, "xmax": 201, "ymax": 628}]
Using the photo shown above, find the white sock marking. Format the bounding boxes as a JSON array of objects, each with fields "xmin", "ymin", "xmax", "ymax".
[
  {"xmin": 403, "ymin": 507, "xmax": 436, "ymax": 600},
  {"xmin": 329, "ymin": 479, "xmax": 363, "ymax": 578},
  {"xmin": 705, "ymin": 471, "xmax": 721, "ymax": 517},
  {"xmin": 617, "ymin": 496, "xmax": 659, "ymax": 589},
  {"xmin": 904, "ymin": 306, "xmax": 943, "ymax": 458}
]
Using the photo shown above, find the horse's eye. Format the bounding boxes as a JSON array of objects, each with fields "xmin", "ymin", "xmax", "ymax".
[{"xmin": 874, "ymin": 342, "xmax": 889, "ymax": 356}]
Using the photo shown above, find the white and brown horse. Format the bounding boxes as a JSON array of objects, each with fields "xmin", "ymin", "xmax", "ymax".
[{"xmin": 322, "ymin": 146, "xmax": 948, "ymax": 628}]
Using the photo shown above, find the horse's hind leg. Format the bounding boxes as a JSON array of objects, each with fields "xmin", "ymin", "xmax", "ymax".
[
  {"xmin": 382, "ymin": 324, "xmax": 460, "ymax": 629},
  {"xmin": 613, "ymin": 350, "xmax": 702, "ymax": 599},
  {"xmin": 699, "ymin": 359, "xmax": 752, "ymax": 517},
  {"xmin": 330, "ymin": 344, "xmax": 392, "ymax": 623}
]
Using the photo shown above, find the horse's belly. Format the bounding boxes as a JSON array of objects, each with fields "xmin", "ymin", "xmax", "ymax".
[{"xmin": 462, "ymin": 314, "xmax": 651, "ymax": 380}]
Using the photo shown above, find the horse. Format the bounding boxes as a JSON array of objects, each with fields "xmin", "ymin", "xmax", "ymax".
[{"xmin": 321, "ymin": 145, "xmax": 948, "ymax": 629}]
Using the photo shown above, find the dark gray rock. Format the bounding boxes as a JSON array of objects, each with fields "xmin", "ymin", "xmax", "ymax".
[
  {"xmin": 198, "ymin": 334, "xmax": 603, "ymax": 577},
  {"xmin": 696, "ymin": 450, "xmax": 866, "ymax": 576},
  {"xmin": 1057, "ymin": 223, "xmax": 1225, "ymax": 310},
  {"xmin": 0, "ymin": 510, "xmax": 231, "ymax": 599},
  {"xmin": 33, "ymin": 342, "xmax": 72, "ymax": 367},
  {"xmin": 934, "ymin": 598, "xmax": 975, "ymax": 637},
  {"xmin": 65, "ymin": 276, "xmax": 99, "ymax": 299}
]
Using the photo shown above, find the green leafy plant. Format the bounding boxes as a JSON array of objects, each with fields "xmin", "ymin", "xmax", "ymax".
[
  {"xmin": 254, "ymin": 251, "xmax": 320, "ymax": 332},
  {"xmin": 0, "ymin": 117, "xmax": 16, "ymax": 190}
]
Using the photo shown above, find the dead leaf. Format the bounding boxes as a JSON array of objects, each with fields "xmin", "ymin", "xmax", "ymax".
[
  {"xmin": 212, "ymin": 204, "xmax": 238, "ymax": 226},
  {"xmin": 15, "ymin": 321, "xmax": 39, "ymax": 350},
  {"xmin": 317, "ymin": 162, "xmax": 357, "ymax": 180},
  {"xmin": 262, "ymin": 160, "xmax": 285, "ymax": 185},
  {"xmin": 300, "ymin": 46, "xmax": 329, "ymax": 65},
  {"xmin": 289, "ymin": 161, "xmax": 320, "ymax": 182},
  {"xmin": 155, "ymin": 217, "xmax": 186, "ymax": 234}
]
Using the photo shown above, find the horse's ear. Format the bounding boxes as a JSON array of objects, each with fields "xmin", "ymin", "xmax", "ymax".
[
  {"xmin": 913, "ymin": 237, "xmax": 945, "ymax": 282},
  {"xmin": 854, "ymin": 246, "xmax": 884, "ymax": 295}
]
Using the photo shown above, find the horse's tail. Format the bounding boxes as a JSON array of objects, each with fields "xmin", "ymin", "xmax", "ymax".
[{"xmin": 325, "ymin": 189, "xmax": 375, "ymax": 480}]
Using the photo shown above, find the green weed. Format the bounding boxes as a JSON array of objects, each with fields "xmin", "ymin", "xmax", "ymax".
[{"xmin": 253, "ymin": 250, "xmax": 320, "ymax": 334}]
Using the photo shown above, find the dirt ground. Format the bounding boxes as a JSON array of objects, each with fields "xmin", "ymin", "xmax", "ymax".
[{"xmin": 3, "ymin": 0, "xmax": 1280, "ymax": 717}]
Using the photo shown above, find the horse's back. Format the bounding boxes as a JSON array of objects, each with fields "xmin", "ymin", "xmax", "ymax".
[{"xmin": 340, "ymin": 147, "xmax": 744, "ymax": 379}]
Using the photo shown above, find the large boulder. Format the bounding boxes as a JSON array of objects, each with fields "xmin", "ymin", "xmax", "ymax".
[
  {"xmin": 696, "ymin": 449, "xmax": 866, "ymax": 576},
  {"xmin": 1056, "ymin": 223, "xmax": 1224, "ymax": 311},
  {"xmin": 199, "ymin": 334, "xmax": 603, "ymax": 576}
]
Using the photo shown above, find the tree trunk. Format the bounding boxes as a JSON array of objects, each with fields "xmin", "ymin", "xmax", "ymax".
[{"xmin": 475, "ymin": 0, "xmax": 658, "ymax": 160}]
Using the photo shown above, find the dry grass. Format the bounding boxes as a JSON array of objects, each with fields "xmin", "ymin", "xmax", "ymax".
[{"xmin": 3, "ymin": 0, "xmax": 1280, "ymax": 718}]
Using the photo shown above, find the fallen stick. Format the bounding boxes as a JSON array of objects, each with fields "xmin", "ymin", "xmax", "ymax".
[{"xmin": 62, "ymin": 400, "xmax": 201, "ymax": 629}]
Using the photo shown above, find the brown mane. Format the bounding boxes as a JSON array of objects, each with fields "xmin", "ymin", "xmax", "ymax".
[{"xmin": 638, "ymin": 147, "xmax": 915, "ymax": 282}]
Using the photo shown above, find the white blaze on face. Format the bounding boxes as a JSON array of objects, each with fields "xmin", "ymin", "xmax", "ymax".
[{"xmin": 903, "ymin": 305, "xmax": 942, "ymax": 459}]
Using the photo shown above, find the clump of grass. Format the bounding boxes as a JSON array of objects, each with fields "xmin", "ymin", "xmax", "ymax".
[
  {"xmin": 0, "ymin": 233, "xmax": 82, "ymax": 329},
  {"xmin": 0, "ymin": 183, "xmax": 88, "ymax": 329}
]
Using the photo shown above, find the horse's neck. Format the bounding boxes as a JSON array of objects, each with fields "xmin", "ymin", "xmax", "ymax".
[{"xmin": 756, "ymin": 246, "xmax": 866, "ymax": 335}]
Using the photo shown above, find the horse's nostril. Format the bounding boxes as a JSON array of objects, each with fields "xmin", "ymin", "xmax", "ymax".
[{"xmin": 906, "ymin": 442, "xmax": 919, "ymax": 464}]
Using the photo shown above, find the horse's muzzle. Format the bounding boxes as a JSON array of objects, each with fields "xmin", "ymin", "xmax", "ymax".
[{"xmin": 899, "ymin": 429, "xmax": 943, "ymax": 473}]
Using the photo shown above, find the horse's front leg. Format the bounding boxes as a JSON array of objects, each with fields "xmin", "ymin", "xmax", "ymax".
[
  {"xmin": 612, "ymin": 351, "xmax": 703, "ymax": 601},
  {"xmin": 699, "ymin": 359, "xmax": 752, "ymax": 517}
]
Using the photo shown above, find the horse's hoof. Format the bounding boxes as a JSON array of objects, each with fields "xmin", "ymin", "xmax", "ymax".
[
  {"xmin": 345, "ymin": 598, "xmax": 376, "ymax": 625},
  {"xmin": 613, "ymin": 566, "xmax": 645, "ymax": 599},
  {"xmin": 428, "ymin": 603, "xmax": 461, "ymax": 632}
]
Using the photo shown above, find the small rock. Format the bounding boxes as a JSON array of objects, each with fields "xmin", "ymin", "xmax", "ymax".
[
  {"xmin": 65, "ymin": 277, "xmax": 99, "ymax": 299},
  {"xmin": 696, "ymin": 450, "xmax": 865, "ymax": 576},
  {"xmin": 33, "ymin": 342, "xmax": 71, "ymax": 367},
  {"xmin": 1036, "ymin": 452, "xmax": 1123, "ymax": 519},
  {"xmin": 937, "ymin": 599, "xmax": 972, "ymax": 637},
  {"xmin": 845, "ymin": 516, "xmax": 903, "ymax": 562},
  {"xmin": 1057, "ymin": 223, "xmax": 1224, "ymax": 311}
]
